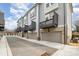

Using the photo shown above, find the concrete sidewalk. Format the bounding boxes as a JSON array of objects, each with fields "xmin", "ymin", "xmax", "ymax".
[
  {"xmin": 15, "ymin": 36, "xmax": 64, "ymax": 49},
  {"xmin": 0, "ymin": 36, "xmax": 7, "ymax": 56},
  {"xmin": 53, "ymin": 45, "xmax": 79, "ymax": 56},
  {"xmin": 0, "ymin": 36, "xmax": 12, "ymax": 56}
]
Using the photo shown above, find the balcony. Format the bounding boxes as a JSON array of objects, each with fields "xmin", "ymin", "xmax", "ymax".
[
  {"xmin": 23, "ymin": 25, "xmax": 28, "ymax": 32},
  {"xmin": 16, "ymin": 27, "xmax": 23, "ymax": 32},
  {"xmin": 40, "ymin": 12, "xmax": 58, "ymax": 29},
  {"xmin": 0, "ymin": 24, "xmax": 4, "ymax": 31},
  {"xmin": 28, "ymin": 21, "xmax": 36, "ymax": 31}
]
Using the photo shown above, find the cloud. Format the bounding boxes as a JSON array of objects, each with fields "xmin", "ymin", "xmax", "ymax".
[
  {"xmin": 72, "ymin": 4, "xmax": 79, "ymax": 28},
  {"xmin": 10, "ymin": 7, "xmax": 24, "ymax": 18},
  {"xmin": 11, "ymin": 3, "xmax": 29, "ymax": 10},
  {"xmin": 73, "ymin": 3, "xmax": 79, "ymax": 8},
  {"xmin": 73, "ymin": 8, "xmax": 79, "ymax": 14},
  {"xmin": 73, "ymin": 4, "xmax": 79, "ymax": 17},
  {"xmin": 72, "ymin": 7, "xmax": 79, "ymax": 17},
  {"xmin": 5, "ymin": 3, "xmax": 33, "ymax": 31},
  {"xmin": 5, "ymin": 17, "xmax": 17, "ymax": 30},
  {"xmin": 72, "ymin": 8, "xmax": 79, "ymax": 21},
  {"xmin": 71, "ymin": 4, "xmax": 79, "ymax": 31},
  {"xmin": 10, "ymin": 3, "xmax": 30, "ymax": 19}
]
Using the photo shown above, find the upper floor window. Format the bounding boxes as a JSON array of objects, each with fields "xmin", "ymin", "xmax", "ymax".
[
  {"xmin": 51, "ymin": 3, "xmax": 54, "ymax": 5},
  {"xmin": 24, "ymin": 16, "xmax": 26, "ymax": 20},
  {"xmin": 30, "ymin": 13, "xmax": 32, "ymax": 18},
  {"xmin": 30, "ymin": 12, "xmax": 34, "ymax": 18},
  {"xmin": 30, "ymin": 11, "xmax": 36, "ymax": 18},
  {"xmin": 46, "ymin": 17, "xmax": 48, "ymax": 20},
  {"xmin": 46, "ymin": 3, "xmax": 49, "ymax": 8}
]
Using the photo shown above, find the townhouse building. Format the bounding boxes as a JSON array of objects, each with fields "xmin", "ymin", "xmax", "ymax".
[
  {"xmin": 0, "ymin": 10, "xmax": 5, "ymax": 31},
  {"xmin": 17, "ymin": 3, "xmax": 73, "ymax": 44}
]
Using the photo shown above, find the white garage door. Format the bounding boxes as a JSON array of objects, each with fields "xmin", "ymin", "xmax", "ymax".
[{"xmin": 41, "ymin": 32, "xmax": 62, "ymax": 43}]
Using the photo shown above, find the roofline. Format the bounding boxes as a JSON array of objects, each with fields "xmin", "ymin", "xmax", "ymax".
[
  {"xmin": 17, "ymin": 16, "xmax": 23, "ymax": 23},
  {"xmin": 17, "ymin": 3, "xmax": 73, "ymax": 23},
  {"xmin": 27, "ymin": 4, "xmax": 36, "ymax": 13},
  {"xmin": 17, "ymin": 3, "xmax": 37, "ymax": 23}
]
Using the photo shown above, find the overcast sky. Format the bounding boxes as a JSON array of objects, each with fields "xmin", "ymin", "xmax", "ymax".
[{"xmin": 0, "ymin": 3, "xmax": 79, "ymax": 31}]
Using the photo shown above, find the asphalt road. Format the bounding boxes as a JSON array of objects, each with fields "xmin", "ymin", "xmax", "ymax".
[{"xmin": 7, "ymin": 37, "xmax": 58, "ymax": 56}]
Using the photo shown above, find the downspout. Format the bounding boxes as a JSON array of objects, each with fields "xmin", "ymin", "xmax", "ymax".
[{"xmin": 64, "ymin": 3, "xmax": 67, "ymax": 44}]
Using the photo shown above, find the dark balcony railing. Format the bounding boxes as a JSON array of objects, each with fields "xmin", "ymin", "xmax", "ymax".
[
  {"xmin": 40, "ymin": 12, "xmax": 58, "ymax": 29},
  {"xmin": 0, "ymin": 26, "xmax": 4, "ymax": 31},
  {"xmin": 16, "ymin": 27, "xmax": 23, "ymax": 32},
  {"xmin": 23, "ymin": 25, "xmax": 28, "ymax": 32},
  {"xmin": 28, "ymin": 21, "xmax": 36, "ymax": 31},
  {"xmin": 0, "ymin": 24, "xmax": 4, "ymax": 31}
]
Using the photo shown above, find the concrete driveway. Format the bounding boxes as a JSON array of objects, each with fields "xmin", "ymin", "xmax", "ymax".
[
  {"xmin": 6, "ymin": 36, "xmax": 58, "ymax": 56},
  {"xmin": 0, "ymin": 36, "xmax": 79, "ymax": 56}
]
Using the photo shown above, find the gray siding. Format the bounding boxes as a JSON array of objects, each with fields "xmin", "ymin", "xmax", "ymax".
[{"xmin": 0, "ymin": 12, "xmax": 4, "ymax": 25}]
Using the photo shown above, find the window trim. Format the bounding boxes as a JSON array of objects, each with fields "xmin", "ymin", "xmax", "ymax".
[
  {"xmin": 46, "ymin": 17, "xmax": 48, "ymax": 21},
  {"xmin": 51, "ymin": 3, "xmax": 54, "ymax": 5},
  {"xmin": 46, "ymin": 3, "xmax": 49, "ymax": 8}
]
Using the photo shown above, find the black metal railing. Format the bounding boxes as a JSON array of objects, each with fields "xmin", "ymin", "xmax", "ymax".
[
  {"xmin": 23, "ymin": 25, "xmax": 28, "ymax": 32},
  {"xmin": 16, "ymin": 21, "xmax": 36, "ymax": 32},
  {"xmin": 16, "ymin": 27, "xmax": 23, "ymax": 32},
  {"xmin": 0, "ymin": 24, "xmax": 4, "ymax": 31},
  {"xmin": 28, "ymin": 21, "xmax": 36, "ymax": 31},
  {"xmin": 40, "ymin": 12, "xmax": 58, "ymax": 29}
]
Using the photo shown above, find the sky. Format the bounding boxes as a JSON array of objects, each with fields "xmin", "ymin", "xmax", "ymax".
[
  {"xmin": 0, "ymin": 3, "xmax": 33, "ymax": 31},
  {"xmin": 0, "ymin": 3, "xmax": 79, "ymax": 31},
  {"xmin": 72, "ymin": 4, "xmax": 79, "ymax": 24},
  {"xmin": 72, "ymin": 3, "xmax": 79, "ymax": 30}
]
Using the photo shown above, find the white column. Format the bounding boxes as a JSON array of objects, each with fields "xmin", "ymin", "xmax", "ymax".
[
  {"xmin": 65, "ymin": 3, "xmax": 72, "ymax": 43},
  {"xmin": 36, "ymin": 4, "xmax": 41, "ymax": 40}
]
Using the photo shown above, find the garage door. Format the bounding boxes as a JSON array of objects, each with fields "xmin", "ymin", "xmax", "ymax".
[
  {"xmin": 41, "ymin": 32, "xmax": 62, "ymax": 43},
  {"xmin": 28, "ymin": 33, "xmax": 37, "ymax": 39}
]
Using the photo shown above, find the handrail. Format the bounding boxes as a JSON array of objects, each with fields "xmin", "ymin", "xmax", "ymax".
[
  {"xmin": 40, "ymin": 18, "xmax": 54, "ymax": 26},
  {"xmin": 40, "ymin": 18, "xmax": 54, "ymax": 24},
  {"xmin": 40, "ymin": 17, "xmax": 58, "ymax": 29}
]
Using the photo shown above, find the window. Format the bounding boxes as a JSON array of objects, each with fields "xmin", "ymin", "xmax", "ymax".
[
  {"xmin": 51, "ymin": 3, "xmax": 54, "ymax": 5},
  {"xmin": 46, "ymin": 17, "xmax": 48, "ymax": 20},
  {"xmin": 30, "ymin": 13, "xmax": 32, "ymax": 18},
  {"xmin": 24, "ymin": 16, "xmax": 26, "ymax": 20},
  {"xmin": 46, "ymin": 3, "xmax": 49, "ymax": 8},
  {"xmin": 49, "ymin": 12, "xmax": 53, "ymax": 19},
  {"xmin": 24, "ymin": 16, "xmax": 27, "ymax": 25},
  {"xmin": 30, "ymin": 11, "xmax": 36, "ymax": 18},
  {"xmin": 30, "ymin": 8, "xmax": 36, "ymax": 19}
]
